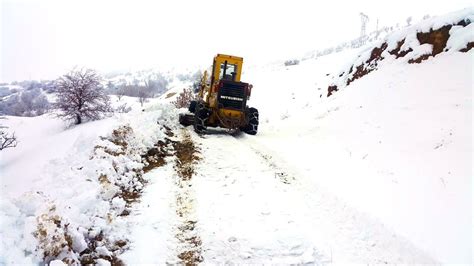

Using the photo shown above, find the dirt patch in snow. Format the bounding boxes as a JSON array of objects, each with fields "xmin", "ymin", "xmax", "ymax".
[
  {"xmin": 460, "ymin": 41, "xmax": 474, "ymax": 52},
  {"xmin": 327, "ymin": 18, "xmax": 472, "ymax": 97},
  {"xmin": 408, "ymin": 25, "xmax": 452, "ymax": 64},
  {"xmin": 388, "ymin": 39, "xmax": 413, "ymax": 58},
  {"xmin": 34, "ymin": 208, "xmax": 73, "ymax": 263},
  {"xmin": 173, "ymin": 132, "xmax": 200, "ymax": 180},
  {"xmin": 33, "ymin": 205, "xmax": 127, "ymax": 265},
  {"xmin": 95, "ymin": 125, "xmax": 147, "ymax": 205},
  {"xmin": 346, "ymin": 42, "xmax": 388, "ymax": 86},
  {"xmin": 165, "ymin": 92, "xmax": 177, "ymax": 99},
  {"xmin": 142, "ymin": 126, "xmax": 174, "ymax": 173},
  {"xmin": 327, "ymin": 85, "xmax": 338, "ymax": 97},
  {"xmin": 79, "ymin": 232, "xmax": 126, "ymax": 266},
  {"xmin": 172, "ymin": 130, "xmax": 203, "ymax": 265},
  {"xmin": 79, "ymin": 241, "xmax": 127, "ymax": 265}
]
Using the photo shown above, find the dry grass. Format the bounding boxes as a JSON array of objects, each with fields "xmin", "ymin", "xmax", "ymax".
[
  {"xmin": 165, "ymin": 92, "xmax": 177, "ymax": 99},
  {"xmin": 172, "ymin": 88, "xmax": 196, "ymax": 109}
]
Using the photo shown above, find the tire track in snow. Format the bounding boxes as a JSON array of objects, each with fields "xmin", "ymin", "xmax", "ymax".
[
  {"xmin": 249, "ymin": 147, "xmax": 296, "ymax": 185},
  {"xmin": 191, "ymin": 132, "xmax": 326, "ymax": 264},
  {"xmin": 239, "ymin": 135, "xmax": 436, "ymax": 263},
  {"xmin": 171, "ymin": 130, "xmax": 203, "ymax": 264}
]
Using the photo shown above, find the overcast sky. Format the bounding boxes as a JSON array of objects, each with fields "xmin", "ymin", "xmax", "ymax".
[{"xmin": 1, "ymin": 0, "xmax": 472, "ymax": 82}]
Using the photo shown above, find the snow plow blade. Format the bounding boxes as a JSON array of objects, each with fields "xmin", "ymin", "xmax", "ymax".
[{"xmin": 179, "ymin": 113, "xmax": 195, "ymax": 127}]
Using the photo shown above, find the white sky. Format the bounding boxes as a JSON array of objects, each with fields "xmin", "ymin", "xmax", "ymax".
[{"xmin": 1, "ymin": 0, "xmax": 472, "ymax": 82}]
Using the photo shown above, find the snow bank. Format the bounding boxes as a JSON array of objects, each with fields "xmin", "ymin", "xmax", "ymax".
[{"xmin": 0, "ymin": 103, "xmax": 179, "ymax": 264}]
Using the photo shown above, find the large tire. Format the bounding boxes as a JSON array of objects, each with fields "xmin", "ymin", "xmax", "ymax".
[
  {"xmin": 179, "ymin": 114, "xmax": 194, "ymax": 127},
  {"xmin": 241, "ymin": 107, "xmax": 259, "ymax": 135},
  {"xmin": 188, "ymin": 100, "xmax": 197, "ymax": 113},
  {"xmin": 194, "ymin": 102, "xmax": 210, "ymax": 134}
]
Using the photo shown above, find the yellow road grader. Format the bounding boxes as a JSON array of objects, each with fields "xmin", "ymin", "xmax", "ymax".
[{"xmin": 179, "ymin": 54, "xmax": 259, "ymax": 135}]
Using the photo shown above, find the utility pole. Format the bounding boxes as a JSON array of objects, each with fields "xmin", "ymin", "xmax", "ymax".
[
  {"xmin": 358, "ymin": 12, "xmax": 370, "ymax": 46},
  {"xmin": 360, "ymin": 12, "xmax": 369, "ymax": 38}
]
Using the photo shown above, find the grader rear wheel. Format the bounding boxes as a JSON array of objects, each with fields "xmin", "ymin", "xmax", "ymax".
[{"xmin": 241, "ymin": 107, "xmax": 259, "ymax": 135}]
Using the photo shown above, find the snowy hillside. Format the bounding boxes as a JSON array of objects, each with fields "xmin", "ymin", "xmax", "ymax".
[
  {"xmin": 244, "ymin": 8, "xmax": 473, "ymax": 263},
  {"xmin": 1, "ymin": 7, "xmax": 473, "ymax": 265}
]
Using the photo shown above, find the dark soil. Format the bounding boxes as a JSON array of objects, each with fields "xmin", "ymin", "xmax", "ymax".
[
  {"xmin": 327, "ymin": 85, "xmax": 338, "ymax": 97},
  {"xmin": 173, "ymin": 133, "xmax": 200, "ymax": 181},
  {"xmin": 409, "ymin": 25, "xmax": 452, "ymax": 64},
  {"xmin": 172, "ymin": 131, "xmax": 203, "ymax": 265},
  {"xmin": 388, "ymin": 39, "xmax": 413, "ymax": 58},
  {"xmin": 346, "ymin": 42, "xmax": 388, "ymax": 86},
  {"xmin": 460, "ymin": 42, "xmax": 474, "ymax": 52}
]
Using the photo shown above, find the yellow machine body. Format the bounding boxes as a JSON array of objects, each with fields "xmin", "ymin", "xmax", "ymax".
[
  {"xmin": 180, "ymin": 53, "xmax": 258, "ymax": 134},
  {"xmin": 198, "ymin": 54, "xmax": 247, "ymax": 128}
]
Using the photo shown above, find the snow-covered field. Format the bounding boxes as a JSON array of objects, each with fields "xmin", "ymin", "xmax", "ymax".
[{"xmin": 1, "ymin": 8, "xmax": 473, "ymax": 265}]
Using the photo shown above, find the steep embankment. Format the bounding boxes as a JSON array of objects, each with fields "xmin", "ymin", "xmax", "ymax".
[
  {"xmin": 242, "ymin": 8, "xmax": 473, "ymax": 264},
  {"xmin": 327, "ymin": 8, "xmax": 473, "ymax": 96}
]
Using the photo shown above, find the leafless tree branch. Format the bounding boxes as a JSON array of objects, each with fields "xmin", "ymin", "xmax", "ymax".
[
  {"xmin": 0, "ymin": 116, "xmax": 18, "ymax": 151},
  {"xmin": 0, "ymin": 131, "xmax": 18, "ymax": 150},
  {"xmin": 54, "ymin": 68, "xmax": 111, "ymax": 125}
]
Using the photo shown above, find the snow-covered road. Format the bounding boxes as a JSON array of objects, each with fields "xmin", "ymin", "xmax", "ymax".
[
  {"xmin": 121, "ymin": 128, "xmax": 435, "ymax": 264},
  {"xmin": 2, "ymin": 9, "xmax": 471, "ymax": 264}
]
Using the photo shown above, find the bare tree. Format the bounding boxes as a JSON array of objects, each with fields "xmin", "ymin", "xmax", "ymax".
[
  {"xmin": 116, "ymin": 87, "xmax": 125, "ymax": 101},
  {"xmin": 138, "ymin": 88, "xmax": 150, "ymax": 107},
  {"xmin": 54, "ymin": 68, "xmax": 111, "ymax": 125},
  {"xmin": 0, "ymin": 117, "xmax": 18, "ymax": 151},
  {"xmin": 115, "ymin": 103, "xmax": 131, "ymax": 113}
]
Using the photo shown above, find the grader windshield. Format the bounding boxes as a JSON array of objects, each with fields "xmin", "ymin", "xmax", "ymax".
[
  {"xmin": 212, "ymin": 54, "xmax": 243, "ymax": 86},
  {"xmin": 219, "ymin": 63, "xmax": 238, "ymax": 81}
]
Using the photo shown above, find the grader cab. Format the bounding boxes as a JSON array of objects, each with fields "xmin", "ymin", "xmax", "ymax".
[{"xmin": 179, "ymin": 54, "xmax": 259, "ymax": 135}]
